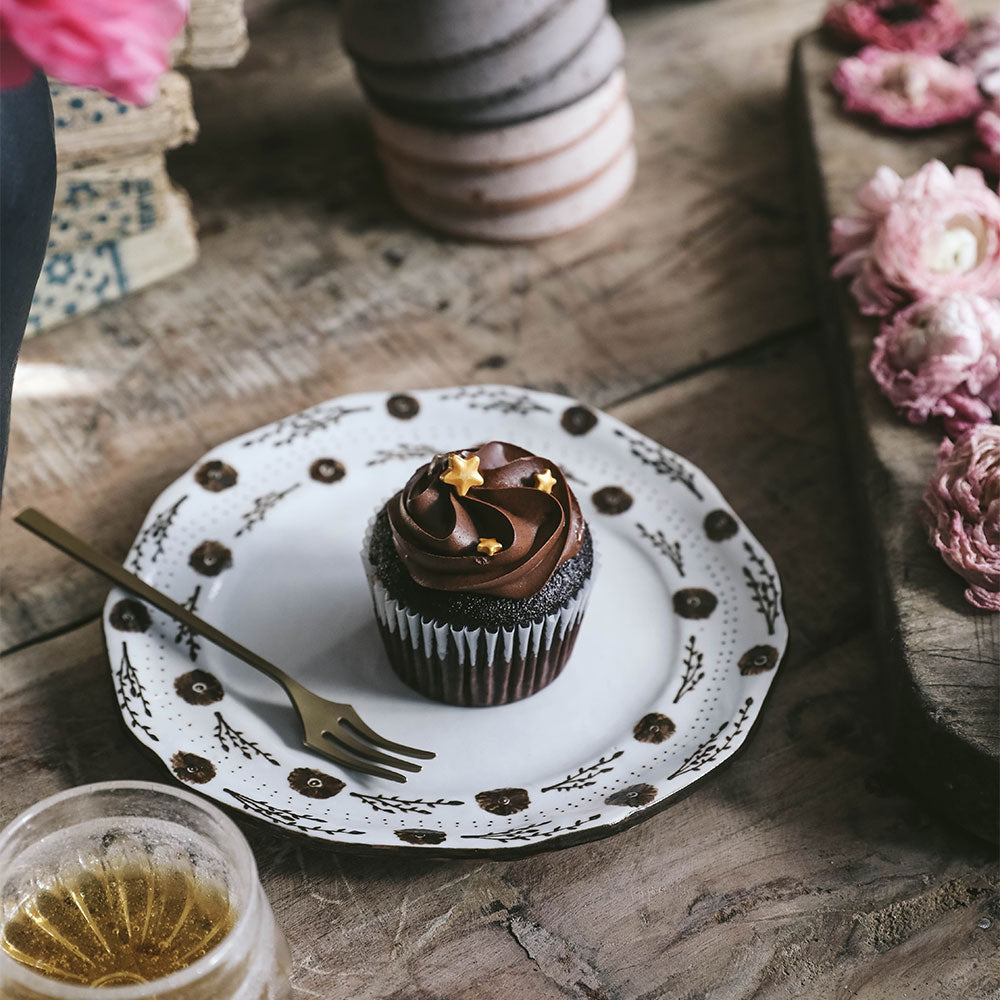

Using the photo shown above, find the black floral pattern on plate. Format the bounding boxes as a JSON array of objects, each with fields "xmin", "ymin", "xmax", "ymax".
[
  {"xmin": 189, "ymin": 541, "xmax": 233, "ymax": 577},
  {"xmin": 561, "ymin": 405, "xmax": 598, "ymax": 436},
  {"xmin": 673, "ymin": 588, "xmax": 717, "ymax": 619},
  {"xmin": 605, "ymin": 783, "xmax": 657, "ymax": 808},
  {"xmin": 195, "ymin": 460, "xmax": 238, "ymax": 492},
  {"xmin": 634, "ymin": 713, "xmax": 675, "ymax": 744},
  {"xmin": 109, "ymin": 599, "xmax": 151, "ymax": 633},
  {"xmin": 704, "ymin": 509, "xmax": 738, "ymax": 541},
  {"xmin": 171, "ymin": 751, "xmax": 216, "ymax": 785},
  {"xmin": 395, "ymin": 828, "xmax": 446, "ymax": 845},
  {"xmin": 475, "ymin": 788, "xmax": 530, "ymax": 816},
  {"xmin": 738, "ymin": 644, "xmax": 779, "ymax": 675},
  {"xmin": 174, "ymin": 670, "xmax": 224, "ymax": 705},
  {"xmin": 592, "ymin": 485, "xmax": 633, "ymax": 515},
  {"xmin": 310, "ymin": 458, "xmax": 346, "ymax": 483},
  {"xmin": 387, "ymin": 394, "xmax": 420, "ymax": 420},
  {"xmin": 288, "ymin": 767, "xmax": 345, "ymax": 799}
]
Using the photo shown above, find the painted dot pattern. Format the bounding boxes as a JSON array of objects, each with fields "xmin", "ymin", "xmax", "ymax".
[
  {"xmin": 195, "ymin": 460, "xmax": 238, "ymax": 492},
  {"xmin": 310, "ymin": 458, "xmax": 346, "ymax": 483},
  {"xmin": 102, "ymin": 386, "xmax": 786, "ymax": 852}
]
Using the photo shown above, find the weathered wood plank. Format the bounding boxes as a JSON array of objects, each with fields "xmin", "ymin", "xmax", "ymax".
[
  {"xmin": 3, "ymin": 326, "xmax": 992, "ymax": 996},
  {"xmin": 1, "ymin": 0, "xmax": 823, "ymax": 649},
  {"xmin": 2, "ymin": 324, "xmax": 855, "ymax": 664},
  {"xmin": 792, "ymin": 30, "xmax": 1000, "ymax": 843},
  {"xmin": 2, "ymin": 625, "xmax": 994, "ymax": 997}
]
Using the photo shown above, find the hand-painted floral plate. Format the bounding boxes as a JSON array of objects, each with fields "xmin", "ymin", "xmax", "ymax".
[{"xmin": 103, "ymin": 385, "xmax": 787, "ymax": 857}]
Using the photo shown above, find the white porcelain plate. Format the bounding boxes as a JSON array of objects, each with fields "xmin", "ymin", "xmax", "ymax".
[{"xmin": 103, "ymin": 386, "xmax": 787, "ymax": 856}]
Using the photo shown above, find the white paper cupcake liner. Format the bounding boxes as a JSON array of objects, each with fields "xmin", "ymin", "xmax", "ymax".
[{"xmin": 360, "ymin": 512, "xmax": 595, "ymax": 705}]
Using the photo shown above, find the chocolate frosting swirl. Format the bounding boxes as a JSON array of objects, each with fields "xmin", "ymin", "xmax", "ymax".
[{"xmin": 387, "ymin": 441, "xmax": 586, "ymax": 598}]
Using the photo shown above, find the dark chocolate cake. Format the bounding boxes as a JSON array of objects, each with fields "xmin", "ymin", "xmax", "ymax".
[
  {"xmin": 368, "ymin": 509, "xmax": 594, "ymax": 630},
  {"xmin": 362, "ymin": 441, "xmax": 596, "ymax": 706}
]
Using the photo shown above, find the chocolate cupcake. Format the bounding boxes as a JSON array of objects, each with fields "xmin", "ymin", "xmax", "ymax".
[{"xmin": 362, "ymin": 441, "xmax": 595, "ymax": 707}]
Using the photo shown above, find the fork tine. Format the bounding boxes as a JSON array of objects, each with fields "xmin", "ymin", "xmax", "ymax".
[
  {"xmin": 323, "ymin": 727, "xmax": 423, "ymax": 773},
  {"xmin": 305, "ymin": 741, "xmax": 408, "ymax": 783},
  {"xmin": 339, "ymin": 712, "xmax": 436, "ymax": 760}
]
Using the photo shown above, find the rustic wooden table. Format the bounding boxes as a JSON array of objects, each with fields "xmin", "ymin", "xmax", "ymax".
[{"xmin": 2, "ymin": 1, "xmax": 997, "ymax": 997}]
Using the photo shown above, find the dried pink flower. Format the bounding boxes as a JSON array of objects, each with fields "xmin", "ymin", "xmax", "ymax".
[
  {"xmin": 831, "ymin": 160, "xmax": 1000, "ymax": 315},
  {"xmin": 922, "ymin": 424, "xmax": 1000, "ymax": 610},
  {"xmin": 870, "ymin": 293, "xmax": 1000, "ymax": 436},
  {"xmin": 823, "ymin": 0, "xmax": 967, "ymax": 54},
  {"xmin": 949, "ymin": 14, "xmax": 1000, "ymax": 97},
  {"xmin": 973, "ymin": 104, "xmax": 1000, "ymax": 178},
  {"xmin": 0, "ymin": 0, "xmax": 188, "ymax": 105},
  {"xmin": 833, "ymin": 47, "xmax": 982, "ymax": 129}
]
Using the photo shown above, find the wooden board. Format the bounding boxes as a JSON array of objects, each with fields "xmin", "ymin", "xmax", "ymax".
[
  {"xmin": 791, "ymin": 30, "xmax": 999, "ymax": 843},
  {"xmin": 1, "ymin": 0, "xmax": 819, "ymax": 651},
  {"xmin": 3, "ymin": 0, "xmax": 999, "ymax": 992},
  {"xmin": 3, "ymin": 334, "xmax": 998, "ymax": 999}
]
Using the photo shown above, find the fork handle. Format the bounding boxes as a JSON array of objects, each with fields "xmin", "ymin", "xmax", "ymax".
[{"xmin": 15, "ymin": 508, "xmax": 299, "ymax": 693}]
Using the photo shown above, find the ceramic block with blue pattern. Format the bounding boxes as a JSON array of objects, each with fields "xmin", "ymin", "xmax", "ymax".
[
  {"xmin": 50, "ymin": 74, "xmax": 197, "ymax": 169},
  {"xmin": 47, "ymin": 154, "xmax": 168, "ymax": 254},
  {"xmin": 28, "ymin": 189, "xmax": 197, "ymax": 335}
]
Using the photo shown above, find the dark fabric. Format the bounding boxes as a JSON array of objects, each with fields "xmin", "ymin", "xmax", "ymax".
[{"xmin": 1, "ymin": 71, "xmax": 56, "ymax": 493}]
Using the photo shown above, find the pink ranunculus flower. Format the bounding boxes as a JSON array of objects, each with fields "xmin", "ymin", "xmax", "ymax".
[
  {"xmin": 823, "ymin": 0, "xmax": 967, "ymax": 54},
  {"xmin": 949, "ymin": 14, "xmax": 1000, "ymax": 98},
  {"xmin": 832, "ymin": 47, "xmax": 983, "ymax": 129},
  {"xmin": 973, "ymin": 103, "xmax": 1000, "ymax": 178},
  {"xmin": 0, "ymin": 0, "xmax": 189, "ymax": 105},
  {"xmin": 831, "ymin": 160, "xmax": 1000, "ymax": 315},
  {"xmin": 922, "ymin": 424, "xmax": 1000, "ymax": 610},
  {"xmin": 870, "ymin": 293, "xmax": 1000, "ymax": 436}
]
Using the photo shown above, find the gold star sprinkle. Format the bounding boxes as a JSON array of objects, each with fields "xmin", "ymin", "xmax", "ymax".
[
  {"xmin": 477, "ymin": 537, "xmax": 503, "ymax": 557},
  {"xmin": 440, "ymin": 452, "xmax": 484, "ymax": 497},
  {"xmin": 533, "ymin": 468, "xmax": 557, "ymax": 494}
]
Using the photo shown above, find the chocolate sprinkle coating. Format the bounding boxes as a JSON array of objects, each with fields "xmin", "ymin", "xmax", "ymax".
[{"xmin": 369, "ymin": 509, "xmax": 594, "ymax": 630}]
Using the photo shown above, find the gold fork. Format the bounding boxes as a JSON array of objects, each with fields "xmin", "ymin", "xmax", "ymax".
[{"xmin": 15, "ymin": 508, "xmax": 434, "ymax": 783}]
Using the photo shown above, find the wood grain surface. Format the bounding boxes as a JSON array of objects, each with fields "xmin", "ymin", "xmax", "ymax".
[
  {"xmin": 2, "ymin": 1, "xmax": 998, "ymax": 997},
  {"xmin": 792, "ymin": 29, "xmax": 999, "ymax": 844},
  {"xmin": 1, "ymin": 0, "xmax": 815, "ymax": 649}
]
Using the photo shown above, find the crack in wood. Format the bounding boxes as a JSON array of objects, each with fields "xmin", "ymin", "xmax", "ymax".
[
  {"xmin": 500, "ymin": 907, "xmax": 613, "ymax": 1000},
  {"xmin": 848, "ymin": 877, "xmax": 1000, "ymax": 955}
]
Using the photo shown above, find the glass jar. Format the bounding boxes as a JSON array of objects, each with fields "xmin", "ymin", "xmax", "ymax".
[{"xmin": 0, "ymin": 781, "xmax": 291, "ymax": 1000}]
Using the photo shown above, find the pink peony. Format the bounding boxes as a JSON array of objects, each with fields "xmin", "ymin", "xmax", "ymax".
[
  {"xmin": 949, "ymin": 14, "xmax": 1000, "ymax": 97},
  {"xmin": 0, "ymin": 0, "xmax": 188, "ymax": 105},
  {"xmin": 831, "ymin": 160, "xmax": 1000, "ymax": 315},
  {"xmin": 870, "ymin": 293, "xmax": 1000, "ymax": 436},
  {"xmin": 922, "ymin": 424, "xmax": 1000, "ymax": 610},
  {"xmin": 973, "ymin": 103, "xmax": 1000, "ymax": 178},
  {"xmin": 823, "ymin": 0, "xmax": 967, "ymax": 54},
  {"xmin": 832, "ymin": 47, "xmax": 983, "ymax": 129}
]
